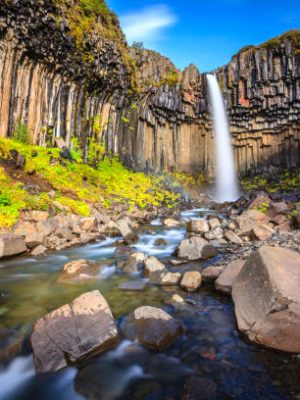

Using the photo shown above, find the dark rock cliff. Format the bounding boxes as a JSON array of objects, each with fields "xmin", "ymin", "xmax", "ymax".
[{"xmin": 0, "ymin": 1, "xmax": 299, "ymax": 176}]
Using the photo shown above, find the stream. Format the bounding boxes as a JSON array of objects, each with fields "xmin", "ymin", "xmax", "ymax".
[{"xmin": 0, "ymin": 208, "xmax": 300, "ymax": 399}]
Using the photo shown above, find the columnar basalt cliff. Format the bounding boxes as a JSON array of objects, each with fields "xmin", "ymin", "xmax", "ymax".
[{"xmin": 0, "ymin": 0, "xmax": 300, "ymax": 176}]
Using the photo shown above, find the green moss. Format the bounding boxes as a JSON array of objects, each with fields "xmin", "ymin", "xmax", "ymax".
[
  {"xmin": 0, "ymin": 138, "xmax": 178, "ymax": 228},
  {"xmin": 241, "ymin": 170, "xmax": 300, "ymax": 194}
]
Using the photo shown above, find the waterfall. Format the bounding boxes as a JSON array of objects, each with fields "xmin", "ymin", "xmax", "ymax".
[{"xmin": 206, "ymin": 74, "xmax": 239, "ymax": 202}]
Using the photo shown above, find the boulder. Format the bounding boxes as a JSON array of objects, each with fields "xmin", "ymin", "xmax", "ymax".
[
  {"xmin": 31, "ymin": 244, "xmax": 47, "ymax": 256},
  {"xmin": 202, "ymin": 266, "xmax": 225, "ymax": 282},
  {"xmin": 204, "ymin": 227, "xmax": 224, "ymax": 240},
  {"xmin": 187, "ymin": 219, "xmax": 209, "ymax": 234},
  {"xmin": 201, "ymin": 244, "xmax": 219, "ymax": 260},
  {"xmin": 153, "ymin": 272, "xmax": 182, "ymax": 286},
  {"xmin": 80, "ymin": 217, "xmax": 97, "ymax": 232},
  {"xmin": 123, "ymin": 232, "xmax": 139, "ymax": 245},
  {"xmin": 250, "ymin": 224, "xmax": 275, "ymax": 241},
  {"xmin": 0, "ymin": 234, "xmax": 26, "ymax": 258},
  {"xmin": 180, "ymin": 271, "xmax": 202, "ymax": 292},
  {"xmin": 236, "ymin": 210, "xmax": 270, "ymax": 235},
  {"xmin": 164, "ymin": 218, "xmax": 181, "ymax": 227},
  {"xmin": 208, "ymin": 217, "xmax": 221, "ymax": 230},
  {"xmin": 177, "ymin": 237, "xmax": 208, "ymax": 260},
  {"xmin": 123, "ymin": 252, "xmax": 146, "ymax": 274},
  {"xmin": 144, "ymin": 256, "xmax": 165, "ymax": 277},
  {"xmin": 232, "ymin": 246, "xmax": 300, "ymax": 352},
  {"xmin": 271, "ymin": 201, "xmax": 291, "ymax": 215},
  {"xmin": 58, "ymin": 259, "xmax": 99, "ymax": 281},
  {"xmin": 154, "ymin": 238, "xmax": 168, "ymax": 246},
  {"xmin": 31, "ymin": 290, "xmax": 119, "ymax": 373},
  {"xmin": 116, "ymin": 218, "xmax": 132, "ymax": 237},
  {"xmin": 215, "ymin": 260, "xmax": 245, "ymax": 294},
  {"xmin": 224, "ymin": 230, "xmax": 243, "ymax": 244},
  {"xmin": 121, "ymin": 306, "xmax": 181, "ymax": 350}
]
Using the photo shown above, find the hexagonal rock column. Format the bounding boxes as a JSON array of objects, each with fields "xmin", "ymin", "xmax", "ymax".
[
  {"xmin": 31, "ymin": 290, "xmax": 119, "ymax": 373},
  {"xmin": 232, "ymin": 246, "xmax": 300, "ymax": 352}
]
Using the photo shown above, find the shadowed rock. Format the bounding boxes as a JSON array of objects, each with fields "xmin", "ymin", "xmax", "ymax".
[
  {"xmin": 121, "ymin": 306, "xmax": 181, "ymax": 350},
  {"xmin": 215, "ymin": 260, "xmax": 245, "ymax": 294},
  {"xmin": 31, "ymin": 290, "xmax": 119, "ymax": 373}
]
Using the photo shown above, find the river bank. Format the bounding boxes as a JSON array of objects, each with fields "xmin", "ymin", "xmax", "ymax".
[{"xmin": 1, "ymin": 188, "xmax": 300, "ymax": 399}]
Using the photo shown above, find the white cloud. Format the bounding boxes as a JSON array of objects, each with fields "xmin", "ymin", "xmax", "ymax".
[{"xmin": 120, "ymin": 4, "xmax": 176, "ymax": 47}]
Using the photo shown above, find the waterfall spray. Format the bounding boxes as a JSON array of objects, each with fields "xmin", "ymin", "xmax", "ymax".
[{"xmin": 206, "ymin": 74, "xmax": 239, "ymax": 202}]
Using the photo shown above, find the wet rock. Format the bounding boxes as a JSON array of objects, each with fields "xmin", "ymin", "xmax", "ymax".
[
  {"xmin": 123, "ymin": 252, "xmax": 146, "ymax": 274},
  {"xmin": 202, "ymin": 266, "xmax": 225, "ymax": 282},
  {"xmin": 123, "ymin": 232, "xmax": 139, "ymax": 245},
  {"xmin": 31, "ymin": 290, "xmax": 119, "ymax": 373},
  {"xmin": 236, "ymin": 210, "xmax": 270, "ymax": 235},
  {"xmin": 164, "ymin": 218, "xmax": 181, "ymax": 227},
  {"xmin": 180, "ymin": 271, "xmax": 202, "ymax": 292},
  {"xmin": 224, "ymin": 230, "xmax": 243, "ymax": 244},
  {"xmin": 250, "ymin": 224, "xmax": 275, "ymax": 241},
  {"xmin": 201, "ymin": 244, "xmax": 219, "ymax": 260},
  {"xmin": 31, "ymin": 244, "xmax": 47, "ymax": 256},
  {"xmin": 58, "ymin": 259, "xmax": 98, "ymax": 281},
  {"xmin": 232, "ymin": 246, "xmax": 300, "ymax": 352},
  {"xmin": 0, "ymin": 327, "xmax": 24, "ymax": 362},
  {"xmin": 114, "ymin": 246, "xmax": 136, "ymax": 259},
  {"xmin": 153, "ymin": 272, "xmax": 182, "ymax": 286},
  {"xmin": 118, "ymin": 280, "xmax": 147, "ymax": 291},
  {"xmin": 154, "ymin": 238, "xmax": 168, "ymax": 246},
  {"xmin": 182, "ymin": 375, "xmax": 217, "ymax": 400},
  {"xmin": 116, "ymin": 217, "xmax": 132, "ymax": 237},
  {"xmin": 144, "ymin": 256, "xmax": 166, "ymax": 277},
  {"xmin": 187, "ymin": 219, "xmax": 209, "ymax": 234},
  {"xmin": 177, "ymin": 237, "xmax": 208, "ymax": 260},
  {"xmin": 215, "ymin": 259, "xmax": 246, "ymax": 295},
  {"xmin": 121, "ymin": 306, "xmax": 181, "ymax": 350},
  {"xmin": 204, "ymin": 227, "xmax": 224, "ymax": 240},
  {"xmin": 0, "ymin": 234, "xmax": 27, "ymax": 258},
  {"xmin": 171, "ymin": 294, "xmax": 185, "ymax": 303},
  {"xmin": 170, "ymin": 259, "xmax": 188, "ymax": 266}
]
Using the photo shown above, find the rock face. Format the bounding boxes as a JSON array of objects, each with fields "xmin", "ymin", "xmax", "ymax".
[
  {"xmin": 1, "ymin": 2, "xmax": 299, "ymax": 176},
  {"xmin": 121, "ymin": 306, "xmax": 181, "ymax": 350},
  {"xmin": 31, "ymin": 290, "xmax": 119, "ymax": 373},
  {"xmin": 0, "ymin": 234, "xmax": 26, "ymax": 258},
  {"xmin": 232, "ymin": 246, "xmax": 300, "ymax": 353}
]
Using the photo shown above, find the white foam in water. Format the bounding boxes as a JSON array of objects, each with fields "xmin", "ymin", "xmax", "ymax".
[
  {"xmin": 0, "ymin": 356, "xmax": 35, "ymax": 398},
  {"xmin": 98, "ymin": 265, "xmax": 116, "ymax": 279},
  {"xmin": 207, "ymin": 74, "xmax": 240, "ymax": 203},
  {"xmin": 150, "ymin": 218, "xmax": 162, "ymax": 226},
  {"xmin": 106, "ymin": 340, "xmax": 133, "ymax": 360}
]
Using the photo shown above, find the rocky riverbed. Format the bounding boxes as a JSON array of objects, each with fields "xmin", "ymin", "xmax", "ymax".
[{"xmin": 1, "ymin": 191, "xmax": 300, "ymax": 399}]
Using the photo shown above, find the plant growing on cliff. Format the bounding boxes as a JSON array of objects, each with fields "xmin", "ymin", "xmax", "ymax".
[{"xmin": 13, "ymin": 123, "xmax": 30, "ymax": 144}]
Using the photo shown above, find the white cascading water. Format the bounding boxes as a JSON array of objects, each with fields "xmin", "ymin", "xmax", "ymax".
[{"xmin": 206, "ymin": 74, "xmax": 239, "ymax": 202}]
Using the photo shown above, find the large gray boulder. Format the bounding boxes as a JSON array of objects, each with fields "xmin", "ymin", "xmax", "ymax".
[
  {"xmin": 31, "ymin": 290, "xmax": 119, "ymax": 373},
  {"xmin": 232, "ymin": 246, "xmax": 300, "ymax": 353},
  {"xmin": 0, "ymin": 234, "xmax": 26, "ymax": 258},
  {"xmin": 177, "ymin": 237, "xmax": 208, "ymax": 260},
  {"xmin": 121, "ymin": 306, "xmax": 181, "ymax": 350}
]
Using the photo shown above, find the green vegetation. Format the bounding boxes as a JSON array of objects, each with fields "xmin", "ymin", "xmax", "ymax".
[
  {"xmin": 156, "ymin": 71, "xmax": 180, "ymax": 87},
  {"xmin": 237, "ymin": 29, "xmax": 300, "ymax": 56},
  {"xmin": 0, "ymin": 138, "xmax": 178, "ymax": 228},
  {"xmin": 171, "ymin": 171, "xmax": 207, "ymax": 187},
  {"xmin": 13, "ymin": 123, "xmax": 30, "ymax": 144},
  {"xmin": 253, "ymin": 202, "xmax": 270, "ymax": 213},
  {"xmin": 241, "ymin": 170, "xmax": 300, "ymax": 194}
]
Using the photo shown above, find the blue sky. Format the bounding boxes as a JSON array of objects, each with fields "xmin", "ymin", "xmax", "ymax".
[{"xmin": 106, "ymin": 0, "xmax": 300, "ymax": 72}]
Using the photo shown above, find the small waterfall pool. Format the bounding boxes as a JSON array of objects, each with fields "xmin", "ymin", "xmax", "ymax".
[{"xmin": 0, "ymin": 208, "xmax": 300, "ymax": 399}]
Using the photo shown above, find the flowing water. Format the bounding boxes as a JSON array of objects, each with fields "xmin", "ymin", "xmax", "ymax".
[
  {"xmin": 207, "ymin": 74, "xmax": 240, "ymax": 203},
  {"xmin": 0, "ymin": 209, "xmax": 300, "ymax": 399}
]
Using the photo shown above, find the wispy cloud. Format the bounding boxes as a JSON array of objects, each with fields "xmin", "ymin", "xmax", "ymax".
[{"xmin": 120, "ymin": 4, "xmax": 177, "ymax": 47}]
